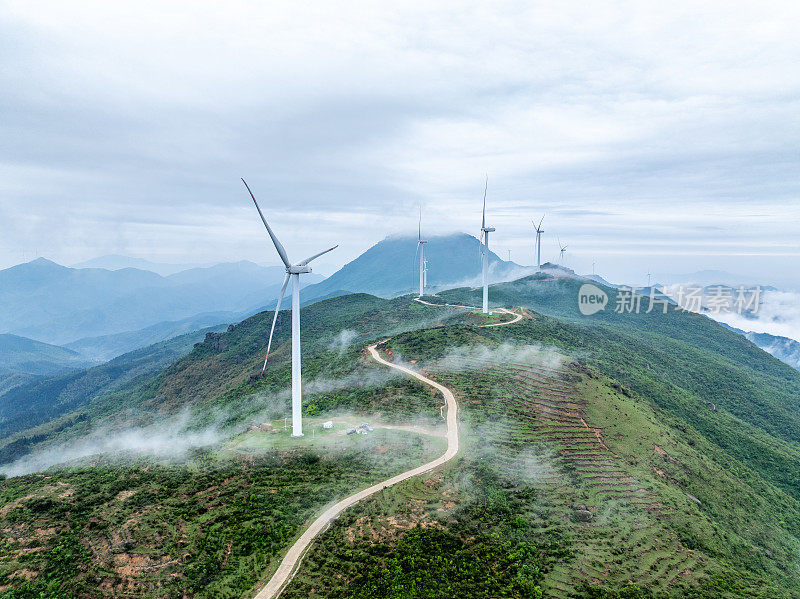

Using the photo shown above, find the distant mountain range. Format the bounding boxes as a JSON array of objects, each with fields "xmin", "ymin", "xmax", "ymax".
[
  {"xmin": 63, "ymin": 310, "xmax": 252, "ymax": 362},
  {"xmin": 71, "ymin": 254, "xmax": 213, "ymax": 277},
  {"xmin": 745, "ymin": 332, "xmax": 800, "ymax": 371},
  {"xmin": 0, "ymin": 258, "xmax": 322, "ymax": 349},
  {"xmin": 717, "ymin": 323, "xmax": 800, "ymax": 372},
  {"xmin": 5, "ymin": 238, "xmax": 798, "ymax": 380},
  {"xmin": 0, "ymin": 234, "xmax": 526, "ymax": 364}
]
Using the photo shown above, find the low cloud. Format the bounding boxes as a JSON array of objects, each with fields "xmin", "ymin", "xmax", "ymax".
[
  {"xmin": 428, "ymin": 342, "xmax": 565, "ymax": 373},
  {"xmin": 1, "ymin": 410, "xmax": 221, "ymax": 477},
  {"xmin": 328, "ymin": 329, "xmax": 359, "ymax": 353},
  {"xmin": 438, "ymin": 262, "xmax": 538, "ymax": 292},
  {"xmin": 714, "ymin": 290, "xmax": 800, "ymax": 345},
  {"xmin": 0, "ymin": 364, "xmax": 409, "ymax": 476},
  {"xmin": 662, "ymin": 287, "xmax": 800, "ymax": 345}
]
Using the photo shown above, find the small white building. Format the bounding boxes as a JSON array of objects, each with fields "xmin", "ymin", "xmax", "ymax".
[{"xmin": 323, "ymin": 420, "xmax": 334, "ymax": 430}]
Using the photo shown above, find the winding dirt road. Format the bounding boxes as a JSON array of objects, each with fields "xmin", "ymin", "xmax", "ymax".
[
  {"xmin": 253, "ymin": 299, "xmax": 524, "ymax": 598},
  {"xmin": 253, "ymin": 343, "xmax": 458, "ymax": 599},
  {"xmin": 413, "ymin": 297, "xmax": 525, "ymax": 326}
]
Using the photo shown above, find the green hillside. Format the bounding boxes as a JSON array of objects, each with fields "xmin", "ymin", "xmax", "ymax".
[
  {"xmin": 0, "ymin": 325, "xmax": 228, "ymax": 465},
  {"xmin": 1, "ymin": 279, "xmax": 800, "ymax": 598},
  {"xmin": 0, "ymin": 333, "xmax": 89, "ymax": 376}
]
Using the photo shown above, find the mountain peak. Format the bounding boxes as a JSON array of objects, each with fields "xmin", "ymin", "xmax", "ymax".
[
  {"xmin": 301, "ymin": 231, "xmax": 532, "ymax": 300},
  {"xmin": 29, "ymin": 257, "xmax": 61, "ymax": 267}
]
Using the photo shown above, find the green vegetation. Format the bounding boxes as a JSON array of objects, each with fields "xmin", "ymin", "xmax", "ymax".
[
  {"xmin": 0, "ymin": 430, "xmax": 442, "ymax": 598},
  {"xmin": 0, "ymin": 333, "xmax": 88, "ymax": 376},
  {"xmin": 3, "ymin": 279, "xmax": 800, "ymax": 597}
]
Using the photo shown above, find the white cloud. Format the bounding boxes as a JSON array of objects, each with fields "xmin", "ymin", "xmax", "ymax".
[
  {"xmin": 712, "ymin": 290, "xmax": 800, "ymax": 344},
  {"xmin": 1, "ymin": 1, "xmax": 799, "ymax": 285}
]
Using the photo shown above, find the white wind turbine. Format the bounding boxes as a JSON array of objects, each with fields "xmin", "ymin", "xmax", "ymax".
[
  {"xmin": 479, "ymin": 177, "xmax": 495, "ymax": 314},
  {"xmin": 533, "ymin": 215, "xmax": 545, "ymax": 269},
  {"xmin": 243, "ymin": 179, "xmax": 337, "ymax": 438},
  {"xmin": 415, "ymin": 208, "xmax": 427, "ymax": 297},
  {"xmin": 558, "ymin": 236, "xmax": 568, "ymax": 264}
]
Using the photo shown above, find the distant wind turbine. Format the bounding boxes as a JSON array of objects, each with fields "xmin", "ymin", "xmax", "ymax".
[
  {"xmin": 479, "ymin": 176, "xmax": 495, "ymax": 314},
  {"xmin": 415, "ymin": 207, "xmax": 427, "ymax": 297},
  {"xmin": 533, "ymin": 216, "xmax": 545, "ymax": 269},
  {"xmin": 242, "ymin": 179, "xmax": 337, "ymax": 438},
  {"xmin": 558, "ymin": 236, "xmax": 568, "ymax": 264}
]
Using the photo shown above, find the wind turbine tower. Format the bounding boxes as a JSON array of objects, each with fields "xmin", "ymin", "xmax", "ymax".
[
  {"xmin": 479, "ymin": 177, "xmax": 495, "ymax": 314},
  {"xmin": 242, "ymin": 179, "xmax": 337, "ymax": 438},
  {"xmin": 533, "ymin": 216, "xmax": 545, "ymax": 269},
  {"xmin": 416, "ymin": 208, "xmax": 427, "ymax": 297}
]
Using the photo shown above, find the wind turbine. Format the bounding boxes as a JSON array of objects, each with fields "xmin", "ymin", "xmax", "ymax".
[
  {"xmin": 533, "ymin": 215, "xmax": 545, "ymax": 269},
  {"xmin": 242, "ymin": 179, "xmax": 337, "ymax": 438},
  {"xmin": 415, "ymin": 208, "xmax": 427, "ymax": 297},
  {"xmin": 479, "ymin": 176, "xmax": 495, "ymax": 314},
  {"xmin": 558, "ymin": 236, "xmax": 568, "ymax": 264}
]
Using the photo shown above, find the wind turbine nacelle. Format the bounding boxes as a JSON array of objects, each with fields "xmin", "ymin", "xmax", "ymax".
[
  {"xmin": 482, "ymin": 227, "xmax": 496, "ymax": 233},
  {"xmin": 288, "ymin": 265, "xmax": 312, "ymax": 274}
]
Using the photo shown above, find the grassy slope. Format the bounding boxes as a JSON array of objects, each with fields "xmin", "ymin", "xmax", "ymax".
[
  {"xmin": 2, "ymin": 285, "xmax": 800, "ymax": 597},
  {"xmin": 0, "ymin": 334, "xmax": 88, "ymax": 376},
  {"xmin": 285, "ymin": 319, "xmax": 800, "ymax": 598},
  {"xmin": 0, "ymin": 295, "xmax": 467, "ymax": 597},
  {"xmin": 433, "ymin": 278, "xmax": 800, "ymax": 501},
  {"xmin": 0, "ymin": 441, "xmax": 442, "ymax": 598}
]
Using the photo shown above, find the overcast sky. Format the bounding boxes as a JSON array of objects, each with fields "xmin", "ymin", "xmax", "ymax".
[{"xmin": 1, "ymin": 1, "xmax": 798, "ymax": 286}]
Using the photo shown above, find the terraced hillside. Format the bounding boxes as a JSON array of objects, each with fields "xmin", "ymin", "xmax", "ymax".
[
  {"xmin": 280, "ymin": 310, "xmax": 800, "ymax": 598},
  {"xmin": 496, "ymin": 360, "xmax": 703, "ymax": 595}
]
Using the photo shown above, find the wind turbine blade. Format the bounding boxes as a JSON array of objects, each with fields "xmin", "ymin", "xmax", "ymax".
[
  {"xmin": 298, "ymin": 245, "xmax": 338, "ymax": 266},
  {"xmin": 242, "ymin": 179, "xmax": 291, "ymax": 268},
  {"xmin": 261, "ymin": 273, "xmax": 290, "ymax": 374},
  {"xmin": 418, "ymin": 207, "xmax": 422, "ymax": 241},
  {"xmin": 538, "ymin": 215, "xmax": 545, "ymax": 230}
]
